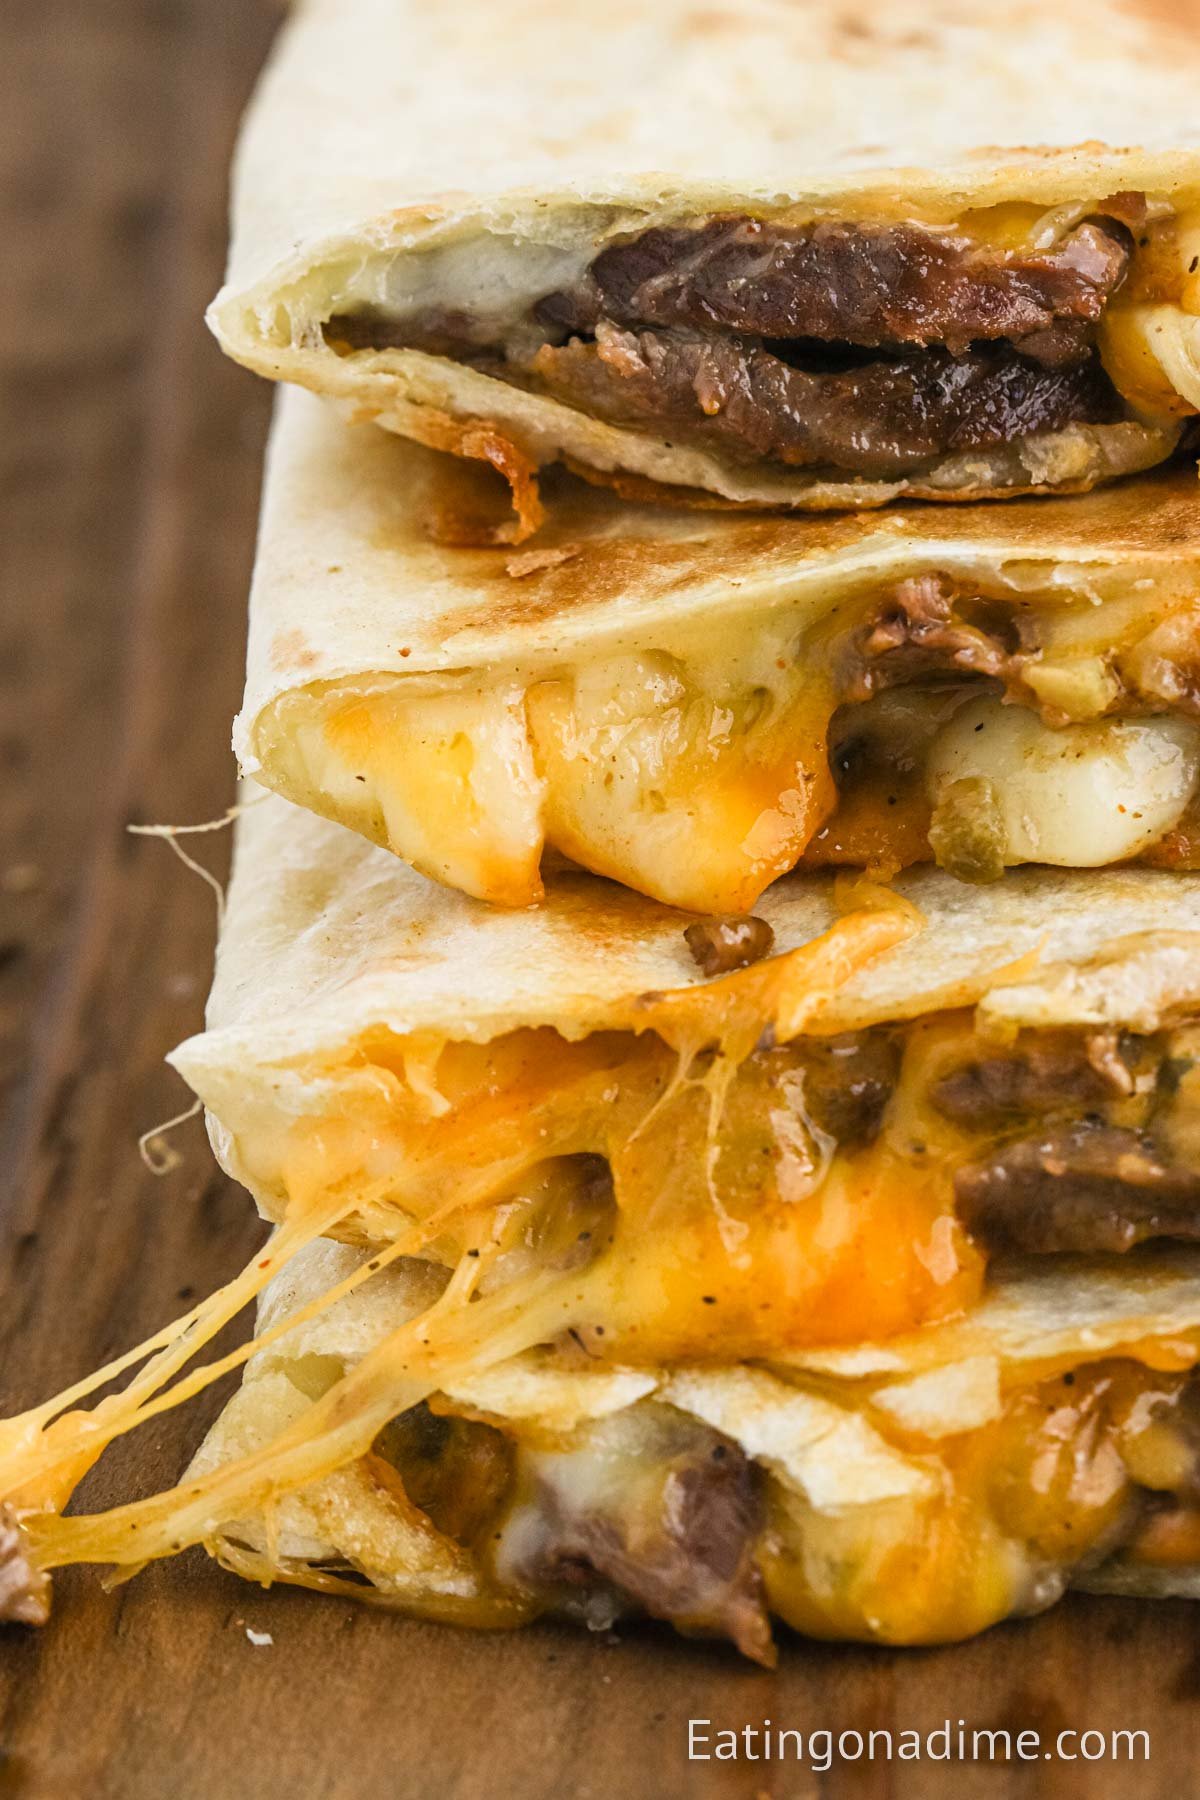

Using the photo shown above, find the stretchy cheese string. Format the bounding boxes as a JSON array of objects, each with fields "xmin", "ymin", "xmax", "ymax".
[
  {"xmin": 1, "ymin": 902, "xmax": 924, "ymax": 1587},
  {"xmin": 0, "ymin": 1166, "xmax": 497, "ymax": 1519},
  {"xmin": 623, "ymin": 900, "xmax": 921, "ymax": 1153},
  {"xmin": 137, "ymin": 1098, "xmax": 203, "ymax": 1176},
  {"xmin": 634, "ymin": 902, "xmax": 922, "ymax": 1258},
  {"xmin": 128, "ymin": 800, "xmax": 263, "ymax": 1169},
  {"xmin": 25, "ymin": 1266, "xmax": 582, "ymax": 1571},
  {"xmin": 0, "ymin": 1189, "xmax": 371, "ymax": 1513},
  {"xmin": 126, "ymin": 797, "xmax": 266, "ymax": 926}
]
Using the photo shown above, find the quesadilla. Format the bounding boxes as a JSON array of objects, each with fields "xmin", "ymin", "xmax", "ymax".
[
  {"xmin": 7, "ymin": 792, "xmax": 1200, "ymax": 1648},
  {"xmin": 208, "ymin": 0, "xmax": 1200, "ymax": 527},
  {"xmin": 242, "ymin": 392, "xmax": 1200, "ymax": 912},
  {"xmin": 15, "ymin": 1212, "xmax": 1200, "ymax": 1653},
  {"xmin": 180, "ymin": 1241, "xmax": 1200, "ymax": 1654},
  {"xmin": 161, "ymin": 793, "xmax": 1200, "ymax": 1350}
]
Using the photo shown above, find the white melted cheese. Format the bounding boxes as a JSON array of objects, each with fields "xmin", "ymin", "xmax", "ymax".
[
  {"xmin": 258, "ymin": 561, "xmax": 1200, "ymax": 908},
  {"xmin": 927, "ymin": 695, "xmax": 1200, "ymax": 867},
  {"xmin": 525, "ymin": 651, "xmax": 833, "ymax": 912}
]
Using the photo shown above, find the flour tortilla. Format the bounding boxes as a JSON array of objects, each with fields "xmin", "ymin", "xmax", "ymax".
[
  {"xmin": 235, "ymin": 390, "xmax": 1200, "ymax": 908},
  {"xmin": 158, "ymin": 795, "xmax": 1200, "ymax": 1637},
  {"xmin": 208, "ymin": 0, "xmax": 1200, "ymax": 508},
  {"xmin": 189, "ymin": 1238, "xmax": 1200, "ymax": 1619},
  {"xmin": 168, "ymin": 787, "xmax": 1200, "ymax": 1222}
]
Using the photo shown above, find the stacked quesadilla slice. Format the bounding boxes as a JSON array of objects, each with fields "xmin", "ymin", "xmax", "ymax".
[
  {"xmin": 8, "ymin": 793, "xmax": 1200, "ymax": 1655},
  {"xmin": 211, "ymin": 0, "xmax": 1200, "ymax": 527},
  {"xmin": 244, "ymin": 392, "xmax": 1200, "ymax": 911},
  {"xmin": 7, "ymin": 0, "xmax": 1200, "ymax": 1661}
]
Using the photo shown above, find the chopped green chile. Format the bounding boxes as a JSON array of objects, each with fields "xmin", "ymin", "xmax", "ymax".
[{"xmin": 928, "ymin": 776, "xmax": 1008, "ymax": 883}]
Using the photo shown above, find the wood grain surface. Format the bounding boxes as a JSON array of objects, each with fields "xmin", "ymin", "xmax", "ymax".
[{"xmin": 1, "ymin": 5, "xmax": 1199, "ymax": 1796}]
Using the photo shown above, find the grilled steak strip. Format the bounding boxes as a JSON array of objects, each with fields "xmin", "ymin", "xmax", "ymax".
[
  {"xmin": 837, "ymin": 573, "xmax": 1039, "ymax": 704},
  {"xmin": 505, "ymin": 1422, "xmax": 772, "ymax": 1662},
  {"xmin": 529, "ymin": 325, "xmax": 1122, "ymax": 479},
  {"xmin": 956, "ymin": 1122, "xmax": 1200, "ymax": 1255},
  {"xmin": 328, "ymin": 213, "xmax": 1139, "ymax": 478},
  {"xmin": 535, "ymin": 217, "xmax": 1132, "ymax": 356},
  {"xmin": 685, "ymin": 914, "xmax": 775, "ymax": 975},
  {"xmin": 793, "ymin": 1033, "xmax": 901, "ymax": 1149},
  {"xmin": 930, "ymin": 1035, "xmax": 1134, "ymax": 1129}
]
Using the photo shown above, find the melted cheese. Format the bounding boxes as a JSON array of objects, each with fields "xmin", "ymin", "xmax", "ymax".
[
  {"xmin": 8, "ymin": 1052, "xmax": 1200, "ymax": 1644},
  {"xmin": 0, "ymin": 904, "xmax": 917, "ymax": 1567},
  {"xmin": 526, "ymin": 655, "xmax": 837, "ymax": 913},
  {"xmin": 927, "ymin": 696, "xmax": 1200, "ymax": 867},
  {"xmin": 760, "ymin": 1359, "xmax": 1182, "ymax": 1642},
  {"xmin": 84, "ymin": 1336, "xmax": 1200, "ymax": 1649},
  {"xmin": 8, "ymin": 905, "xmax": 1200, "ymax": 1638},
  {"xmin": 1098, "ymin": 210, "xmax": 1200, "ymax": 419},
  {"xmin": 213, "ymin": 953, "xmax": 1200, "ymax": 1390},
  {"xmin": 274, "ymin": 567, "xmax": 1200, "ymax": 909},
  {"xmin": 274, "ymin": 991, "xmax": 1015, "ymax": 1371},
  {"xmin": 320, "ymin": 684, "xmax": 547, "ymax": 905}
]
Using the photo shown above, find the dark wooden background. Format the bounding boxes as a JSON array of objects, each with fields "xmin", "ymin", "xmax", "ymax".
[{"xmin": 1, "ymin": 4, "xmax": 1199, "ymax": 1796}]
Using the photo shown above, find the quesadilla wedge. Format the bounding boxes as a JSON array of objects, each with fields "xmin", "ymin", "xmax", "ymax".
[
  {"xmin": 7, "ymin": 793, "xmax": 1200, "ymax": 1647},
  {"xmin": 157, "ymin": 793, "xmax": 1200, "ymax": 1357},
  {"xmin": 209, "ymin": 0, "xmax": 1200, "ymax": 527},
  {"xmin": 175, "ymin": 1242, "xmax": 1200, "ymax": 1651},
  {"xmin": 242, "ymin": 392, "xmax": 1200, "ymax": 912},
  {"xmin": 13, "ymin": 1238, "xmax": 1200, "ymax": 1655}
]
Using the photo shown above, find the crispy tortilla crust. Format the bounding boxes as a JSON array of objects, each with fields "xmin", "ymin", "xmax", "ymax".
[
  {"xmin": 400, "ymin": 409, "xmax": 546, "ymax": 546},
  {"xmin": 410, "ymin": 417, "xmax": 1184, "ymax": 544},
  {"xmin": 561, "ymin": 449, "xmax": 1144, "ymax": 516},
  {"xmin": 207, "ymin": 0, "xmax": 1200, "ymax": 508}
]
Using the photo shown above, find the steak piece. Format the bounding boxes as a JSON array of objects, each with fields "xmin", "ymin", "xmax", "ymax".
[
  {"xmin": 956, "ymin": 1122, "xmax": 1200, "ymax": 1254},
  {"xmin": 684, "ymin": 914, "xmax": 775, "ymax": 975},
  {"xmin": 930, "ymin": 1034, "xmax": 1134, "ymax": 1129},
  {"xmin": 500, "ymin": 1411, "xmax": 772, "ymax": 1662},
  {"xmin": 837, "ymin": 573, "xmax": 1036, "ymax": 705},
  {"xmin": 795, "ymin": 1032, "xmax": 900, "ymax": 1149},
  {"xmin": 530, "ymin": 324, "xmax": 1122, "ymax": 479},
  {"xmin": 536, "ymin": 217, "xmax": 1132, "ymax": 355}
]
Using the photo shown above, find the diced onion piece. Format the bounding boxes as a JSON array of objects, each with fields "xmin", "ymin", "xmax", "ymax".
[
  {"xmin": 1097, "ymin": 210, "xmax": 1200, "ymax": 418},
  {"xmin": 1020, "ymin": 656, "xmax": 1120, "ymax": 722},
  {"xmin": 1098, "ymin": 303, "xmax": 1200, "ymax": 419}
]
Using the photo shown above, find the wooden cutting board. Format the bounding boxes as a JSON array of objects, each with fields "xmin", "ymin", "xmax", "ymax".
[{"xmin": 1, "ymin": 3, "xmax": 1198, "ymax": 1794}]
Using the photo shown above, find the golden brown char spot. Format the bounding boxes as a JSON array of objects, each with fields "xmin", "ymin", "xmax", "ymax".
[
  {"xmin": 269, "ymin": 628, "xmax": 318, "ymax": 673},
  {"xmin": 338, "ymin": 410, "xmax": 1200, "ymax": 656},
  {"xmin": 682, "ymin": 8, "xmax": 742, "ymax": 34},
  {"xmin": 560, "ymin": 455, "xmax": 793, "ymax": 515},
  {"xmin": 504, "ymin": 546, "xmax": 580, "ymax": 579},
  {"xmin": 1115, "ymin": 0, "xmax": 1200, "ymax": 41}
]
